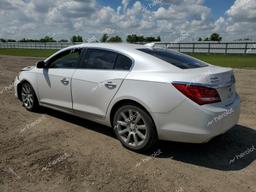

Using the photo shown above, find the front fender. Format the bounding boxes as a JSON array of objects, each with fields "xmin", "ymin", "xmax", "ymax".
[{"xmin": 16, "ymin": 71, "xmax": 39, "ymax": 101}]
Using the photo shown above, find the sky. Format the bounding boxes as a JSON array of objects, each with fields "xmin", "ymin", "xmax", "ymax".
[{"xmin": 0, "ymin": 0, "xmax": 255, "ymax": 42}]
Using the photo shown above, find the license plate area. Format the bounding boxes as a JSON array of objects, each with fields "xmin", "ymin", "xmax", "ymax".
[{"xmin": 218, "ymin": 84, "xmax": 235, "ymax": 102}]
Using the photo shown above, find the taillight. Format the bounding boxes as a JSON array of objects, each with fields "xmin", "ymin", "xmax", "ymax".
[{"xmin": 172, "ymin": 83, "xmax": 221, "ymax": 105}]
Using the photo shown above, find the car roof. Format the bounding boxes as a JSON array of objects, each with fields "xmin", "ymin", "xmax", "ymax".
[
  {"xmin": 46, "ymin": 43, "xmax": 152, "ymax": 61},
  {"xmin": 46, "ymin": 43, "xmax": 182, "ymax": 72},
  {"xmin": 68, "ymin": 43, "xmax": 149, "ymax": 51}
]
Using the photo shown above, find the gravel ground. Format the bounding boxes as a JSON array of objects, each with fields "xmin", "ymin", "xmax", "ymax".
[{"xmin": 0, "ymin": 56, "xmax": 255, "ymax": 192}]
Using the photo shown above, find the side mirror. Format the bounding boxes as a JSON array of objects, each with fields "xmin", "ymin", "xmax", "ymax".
[{"xmin": 36, "ymin": 61, "xmax": 46, "ymax": 68}]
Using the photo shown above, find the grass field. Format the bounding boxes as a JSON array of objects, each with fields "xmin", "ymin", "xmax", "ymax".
[
  {"xmin": 0, "ymin": 48, "xmax": 255, "ymax": 68},
  {"xmin": 0, "ymin": 48, "xmax": 58, "ymax": 57},
  {"xmin": 189, "ymin": 53, "xmax": 256, "ymax": 69}
]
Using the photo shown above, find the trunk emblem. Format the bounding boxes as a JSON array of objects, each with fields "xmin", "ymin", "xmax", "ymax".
[{"xmin": 210, "ymin": 76, "xmax": 220, "ymax": 83}]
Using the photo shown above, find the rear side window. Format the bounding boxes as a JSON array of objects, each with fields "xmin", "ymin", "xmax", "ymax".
[
  {"xmin": 138, "ymin": 48, "xmax": 207, "ymax": 69},
  {"xmin": 81, "ymin": 49, "xmax": 117, "ymax": 69},
  {"xmin": 114, "ymin": 54, "xmax": 132, "ymax": 70}
]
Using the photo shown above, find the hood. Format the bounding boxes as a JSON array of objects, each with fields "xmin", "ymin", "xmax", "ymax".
[{"xmin": 21, "ymin": 65, "xmax": 35, "ymax": 71}]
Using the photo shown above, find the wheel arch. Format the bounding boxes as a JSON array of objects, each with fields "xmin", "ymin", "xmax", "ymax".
[
  {"xmin": 109, "ymin": 99, "xmax": 158, "ymax": 137},
  {"xmin": 17, "ymin": 79, "xmax": 38, "ymax": 101}
]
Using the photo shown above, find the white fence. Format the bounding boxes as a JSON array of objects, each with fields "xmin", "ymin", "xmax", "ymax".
[
  {"xmin": 154, "ymin": 42, "xmax": 256, "ymax": 54},
  {"xmin": 0, "ymin": 42, "xmax": 81, "ymax": 49},
  {"xmin": 0, "ymin": 42, "xmax": 256, "ymax": 54}
]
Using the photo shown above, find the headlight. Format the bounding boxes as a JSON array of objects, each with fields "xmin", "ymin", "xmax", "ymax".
[{"xmin": 17, "ymin": 71, "xmax": 21, "ymax": 80}]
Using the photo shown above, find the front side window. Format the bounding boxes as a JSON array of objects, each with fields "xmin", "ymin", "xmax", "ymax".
[
  {"xmin": 48, "ymin": 48, "xmax": 82, "ymax": 68},
  {"xmin": 138, "ymin": 48, "xmax": 208, "ymax": 69},
  {"xmin": 81, "ymin": 49, "xmax": 117, "ymax": 69}
]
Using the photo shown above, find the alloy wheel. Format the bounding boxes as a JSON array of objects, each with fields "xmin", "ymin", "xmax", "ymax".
[
  {"xmin": 21, "ymin": 83, "xmax": 34, "ymax": 109},
  {"xmin": 115, "ymin": 109, "xmax": 148, "ymax": 148}
]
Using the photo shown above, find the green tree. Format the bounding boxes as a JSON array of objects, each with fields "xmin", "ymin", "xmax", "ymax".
[
  {"xmin": 137, "ymin": 35, "xmax": 145, "ymax": 42},
  {"xmin": 107, "ymin": 36, "xmax": 122, "ymax": 42},
  {"xmin": 59, "ymin": 39, "xmax": 69, "ymax": 42},
  {"xmin": 198, "ymin": 37, "xmax": 202, "ymax": 41},
  {"xmin": 204, "ymin": 37, "xmax": 209, "ymax": 41},
  {"xmin": 127, "ymin": 34, "xmax": 161, "ymax": 43},
  {"xmin": 40, "ymin": 36, "xmax": 56, "ymax": 42},
  {"xmin": 126, "ymin": 34, "xmax": 138, "ymax": 43},
  {"xmin": 71, "ymin": 35, "xmax": 83, "ymax": 42},
  {"xmin": 100, "ymin": 33, "xmax": 109, "ymax": 42},
  {"xmin": 210, "ymin": 33, "xmax": 222, "ymax": 41},
  {"xmin": 145, "ymin": 36, "xmax": 155, "ymax": 42},
  {"xmin": 19, "ymin": 38, "xmax": 39, "ymax": 42},
  {"xmin": 145, "ymin": 36, "xmax": 161, "ymax": 42}
]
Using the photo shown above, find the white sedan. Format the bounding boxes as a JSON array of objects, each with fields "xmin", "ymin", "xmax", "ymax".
[{"xmin": 14, "ymin": 43, "xmax": 240, "ymax": 151}]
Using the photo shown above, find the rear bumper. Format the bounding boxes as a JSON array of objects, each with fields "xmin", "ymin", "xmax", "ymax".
[{"xmin": 154, "ymin": 94, "xmax": 240, "ymax": 143}]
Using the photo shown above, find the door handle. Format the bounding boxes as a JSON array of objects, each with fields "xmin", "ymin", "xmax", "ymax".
[
  {"xmin": 61, "ymin": 78, "xmax": 69, "ymax": 85},
  {"xmin": 105, "ymin": 81, "xmax": 117, "ymax": 89}
]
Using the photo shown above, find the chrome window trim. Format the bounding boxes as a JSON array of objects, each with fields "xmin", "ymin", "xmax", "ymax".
[{"xmin": 79, "ymin": 47, "xmax": 135, "ymax": 71}]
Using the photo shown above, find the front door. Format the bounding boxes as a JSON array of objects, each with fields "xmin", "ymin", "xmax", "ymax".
[{"xmin": 37, "ymin": 48, "xmax": 82, "ymax": 110}]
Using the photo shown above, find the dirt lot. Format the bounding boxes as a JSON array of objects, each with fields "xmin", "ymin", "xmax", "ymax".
[{"xmin": 0, "ymin": 56, "xmax": 255, "ymax": 192}]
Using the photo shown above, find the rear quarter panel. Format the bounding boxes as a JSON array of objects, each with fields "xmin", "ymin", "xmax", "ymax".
[{"xmin": 106, "ymin": 72, "xmax": 185, "ymax": 125}]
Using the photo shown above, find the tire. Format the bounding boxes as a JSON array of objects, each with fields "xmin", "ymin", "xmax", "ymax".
[
  {"xmin": 113, "ymin": 105, "xmax": 158, "ymax": 151},
  {"xmin": 20, "ymin": 82, "xmax": 39, "ymax": 111}
]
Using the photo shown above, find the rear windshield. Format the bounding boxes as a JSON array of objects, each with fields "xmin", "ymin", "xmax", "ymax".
[{"xmin": 138, "ymin": 48, "xmax": 208, "ymax": 69}]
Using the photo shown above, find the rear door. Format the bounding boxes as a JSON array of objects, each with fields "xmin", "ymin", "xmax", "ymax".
[{"xmin": 72, "ymin": 48, "xmax": 132, "ymax": 118}]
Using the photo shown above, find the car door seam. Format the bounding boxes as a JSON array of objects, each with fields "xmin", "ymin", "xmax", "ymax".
[{"xmin": 104, "ymin": 72, "xmax": 130, "ymax": 120}]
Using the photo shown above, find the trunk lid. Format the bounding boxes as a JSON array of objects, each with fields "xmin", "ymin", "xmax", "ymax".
[{"xmin": 177, "ymin": 66, "xmax": 236, "ymax": 105}]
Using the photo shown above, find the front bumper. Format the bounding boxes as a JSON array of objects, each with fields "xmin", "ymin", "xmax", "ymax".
[{"xmin": 154, "ymin": 94, "xmax": 240, "ymax": 143}]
